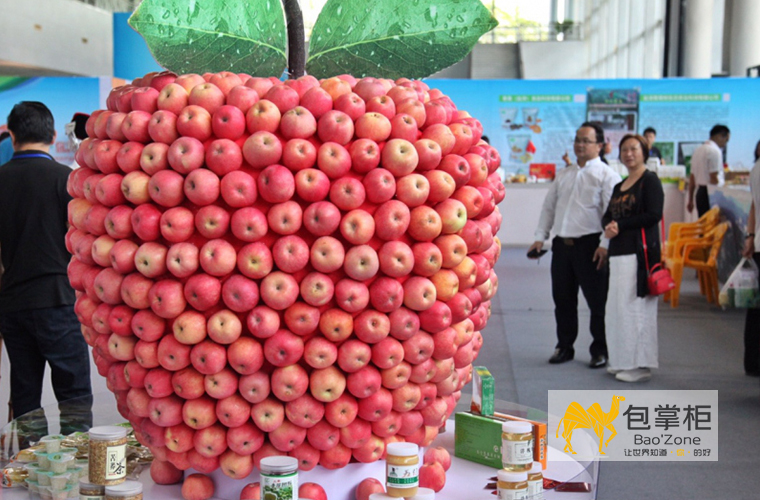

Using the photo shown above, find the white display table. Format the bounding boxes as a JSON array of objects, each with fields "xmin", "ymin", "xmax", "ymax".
[{"xmin": 0, "ymin": 395, "xmax": 599, "ymax": 500}]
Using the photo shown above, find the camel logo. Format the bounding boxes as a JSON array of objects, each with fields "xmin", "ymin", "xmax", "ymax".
[{"xmin": 556, "ymin": 395, "xmax": 626, "ymax": 455}]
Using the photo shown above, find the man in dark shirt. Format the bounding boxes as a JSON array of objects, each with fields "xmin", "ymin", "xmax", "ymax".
[
  {"xmin": 643, "ymin": 127, "xmax": 664, "ymax": 165},
  {"xmin": 0, "ymin": 101, "xmax": 92, "ymax": 425}
]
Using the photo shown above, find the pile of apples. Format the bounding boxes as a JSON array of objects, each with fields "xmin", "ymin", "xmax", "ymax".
[{"xmin": 66, "ymin": 69, "xmax": 504, "ymax": 487}]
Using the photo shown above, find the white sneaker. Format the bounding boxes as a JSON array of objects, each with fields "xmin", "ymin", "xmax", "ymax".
[
  {"xmin": 607, "ymin": 367, "xmax": 623, "ymax": 374},
  {"xmin": 615, "ymin": 368, "xmax": 651, "ymax": 382}
]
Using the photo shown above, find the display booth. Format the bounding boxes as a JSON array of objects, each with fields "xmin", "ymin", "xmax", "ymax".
[{"xmin": 0, "ymin": 393, "xmax": 600, "ymax": 500}]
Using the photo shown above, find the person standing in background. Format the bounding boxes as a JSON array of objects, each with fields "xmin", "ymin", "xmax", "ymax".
[
  {"xmin": 643, "ymin": 127, "xmax": 665, "ymax": 165},
  {"xmin": 602, "ymin": 134, "xmax": 665, "ymax": 383},
  {"xmin": 688, "ymin": 125, "xmax": 730, "ymax": 216},
  {"xmin": 0, "ymin": 101, "xmax": 92, "ymax": 427},
  {"xmin": 742, "ymin": 151, "xmax": 760, "ymax": 376},
  {"xmin": 64, "ymin": 112, "xmax": 89, "ymax": 168},
  {"xmin": 528, "ymin": 122, "xmax": 622, "ymax": 368}
]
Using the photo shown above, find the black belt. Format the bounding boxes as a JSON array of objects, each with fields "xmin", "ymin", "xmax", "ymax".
[{"xmin": 555, "ymin": 233, "xmax": 601, "ymax": 246}]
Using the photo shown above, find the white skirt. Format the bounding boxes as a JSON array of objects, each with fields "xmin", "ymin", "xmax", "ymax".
[{"xmin": 606, "ymin": 254, "xmax": 659, "ymax": 370}]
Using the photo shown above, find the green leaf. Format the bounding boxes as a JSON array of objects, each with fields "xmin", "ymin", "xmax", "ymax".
[
  {"xmin": 128, "ymin": 0, "xmax": 288, "ymax": 77},
  {"xmin": 306, "ymin": 0, "xmax": 498, "ymax": 79}
]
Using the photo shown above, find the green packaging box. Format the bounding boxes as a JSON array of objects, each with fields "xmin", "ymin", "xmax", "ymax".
[
  {"xmin": 454, "ymin": 411, "xmax": 503, "ymax": 468},
  {"xmin": 471, "ymin": 366, "xmax": 494, "ymax": 416}
]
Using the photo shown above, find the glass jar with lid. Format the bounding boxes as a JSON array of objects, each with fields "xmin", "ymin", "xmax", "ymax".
[
  {"xmin": 260, "ymin": 456, "xmax": 299, "ymax": 500},
  {"xmin": 501, "ymin": 421, "xmax": 534, "ymax": 472},
  {"xmin": 88, "ymin": 426, "xmax": 127, "ymax": 486},
  {"xmin": 386, "ymin": 442, "xmax": 420, "ymax": 498},
  {"xmin": 105, "ymin": 480, "xmax": 142, "ymax": 500}
]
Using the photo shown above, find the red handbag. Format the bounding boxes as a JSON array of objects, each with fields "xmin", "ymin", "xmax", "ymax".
[{"xmin": 642, "ymin": 223, "xmax": 675, "ymax": 295}]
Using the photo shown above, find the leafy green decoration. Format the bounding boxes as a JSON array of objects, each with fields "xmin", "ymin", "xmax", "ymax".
[
  {"xmin": 128, "ymin": 0, "xmax": 288, "ymax": 77},
  {"xmin": 306, "ymin": 0, "xmax": 498, "ymax": 79}
]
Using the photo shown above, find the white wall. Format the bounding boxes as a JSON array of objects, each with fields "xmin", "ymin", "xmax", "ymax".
[
  {"xmin": 0, "ymin": 0, "xmax": 113, "ymax": 76},
  {"xmin": 519, "ymin": 41, "xmax": 587, "ymax": 79}
]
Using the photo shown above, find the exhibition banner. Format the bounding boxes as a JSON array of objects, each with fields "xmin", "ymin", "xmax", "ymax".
[
  {"xmin": 2, "ymin": 76, "xmax": 758, "ymax": 175},
  {"xmin": 431, "ymin": 78, "xmax": 760, "ymax": 175},
  {"xmin": 548, "ymin": 390, "xmax": 719, "ymax": 461},
  {"xmin": 0, "ymin": 77, "xmax": 104, "ymax": 166}
]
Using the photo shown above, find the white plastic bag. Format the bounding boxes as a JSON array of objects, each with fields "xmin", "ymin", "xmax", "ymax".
[{"xmin": 719, "ymin": 257, "xmax": 760, "ymax": 309}]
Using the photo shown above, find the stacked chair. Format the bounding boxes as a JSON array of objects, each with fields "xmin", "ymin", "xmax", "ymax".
[{"xmin": 663, "ymin": 207, "xmax": 728, "ymax": 307}]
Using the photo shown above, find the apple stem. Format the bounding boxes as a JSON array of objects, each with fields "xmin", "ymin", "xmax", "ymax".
[{"xmin": 283, "ymin": 0, "xmax": 305, "ymax": 77}]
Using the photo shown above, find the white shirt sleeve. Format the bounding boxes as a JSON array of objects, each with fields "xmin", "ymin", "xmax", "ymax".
[
  {"xmin": 534, "ymin": 177, "xmax": 560, "ymax": 242},
  {"xmin": 707, "ymin": 147, "xmax": 722, "ymax": 174},
  {"xmin": 598, "ymin": 168, "xmax": 622, "ymax": 249}
]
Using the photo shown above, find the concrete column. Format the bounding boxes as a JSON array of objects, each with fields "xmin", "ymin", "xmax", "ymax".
[
  {"xmin": 682, "ymin": 0, "xmax": 714, "ymax": 77},
  {"xmin": 729, "ymin": 0, "xmax": 760, "ymax": 75}
]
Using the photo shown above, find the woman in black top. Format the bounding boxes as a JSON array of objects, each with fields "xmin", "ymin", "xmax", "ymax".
[{"xmin": 602, "ymin": 134, "xmax": 665, "ymax": 382}]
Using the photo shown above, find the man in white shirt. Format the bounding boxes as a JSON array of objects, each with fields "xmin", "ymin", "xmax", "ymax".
[
  {"xmin": 688, "ymin": 125, "xmax": 729, "ymax": 216},
  {"xmin": 528, "ymin": 123, "xmax": 622, "ymax": 368}
]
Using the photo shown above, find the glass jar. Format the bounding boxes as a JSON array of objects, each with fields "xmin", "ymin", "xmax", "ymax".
[
  {"xmin": 501, "ymin": 421, "xmax": 533, "ymax": 472},
  {"xmin": 386, "ymin": 442, "xmax": 420, "ymax": 498},
  {"xmin": 105, "ymin": 480, "xmax": 142, "ymax": 500},
  {"xmin": 410, "ymin": 487, "xmax": 435, "ymax": 500},
  {"xmin": 260, "ymin": 456, "xmax": 299, "ymax": 500},
  {"xmin": 79, "ymin": 478, "xmax": 105, "ymax": 500},
  {"xmin": 497, "ymin": 470, "xmax": 528, "ymax": 500},
  {"xmin": 88, "ymin": 426, "xmax": 127, "ymax": 486},
  {"xmin": 527, "ymin": 461, "xmax": 543, "ymax": 500}
]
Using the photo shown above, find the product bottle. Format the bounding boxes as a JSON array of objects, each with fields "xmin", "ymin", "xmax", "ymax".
[
  {"xmin": 260, "ymin": 456, "xmax": 299, "ymax": 500},
  {"xmin": 79, "ymin": 477, "xmax": 106, "ymax": 500},
  {"xmin": 104, "ymin": 480, "xmax": 143, "ymax": 500},
  {"xmin": 527, "ymin": 461, "xmax": 544, "ymax": 500},
  {"xmin": 501, "ymin": 421, "xmax": 534, "ymax": 472},
  {"xmin": 386, "ymin": 442, "xmax": 420, "ymax": 498},
  {"xmin": 88, "ymin": 426, "xmax": 127, "ymax": 486},
  {"xmin": 497, "ymin": 470, "xmax": 528, "ymax": 500}
]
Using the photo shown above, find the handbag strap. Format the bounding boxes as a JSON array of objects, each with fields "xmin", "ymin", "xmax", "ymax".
[{"xmin": 641, "ymin": 219, "xmax": 663, "ymax": 273}]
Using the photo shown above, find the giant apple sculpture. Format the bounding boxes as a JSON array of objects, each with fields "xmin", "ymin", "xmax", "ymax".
[{"xmin": 67, "ymin": 0, "xmax": 504, "ymax": 495}]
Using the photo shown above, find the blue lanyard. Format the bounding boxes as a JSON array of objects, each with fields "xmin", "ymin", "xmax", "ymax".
[{"xmin": 13, "ymin": 153, "xmax": 51, "ymax": 160}]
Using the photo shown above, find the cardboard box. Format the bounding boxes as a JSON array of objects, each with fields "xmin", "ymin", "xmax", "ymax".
[
  {"xmin": 454, "ymin": 412, "xmax": 503, "ymax": 469},
  {"xmin": 471, "ymin": 366, "xmax": 494, "ymax": 416},
  {"xmin": 454, "ymin": 411, "xmax": 548, "ymax": 469}
]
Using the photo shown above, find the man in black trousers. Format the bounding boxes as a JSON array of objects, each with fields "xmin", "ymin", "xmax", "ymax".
[
  {"xmin": 528, "ymin": 122, "xmax": 621, "ymax": 368},
  {"xmin": 688, "ymin": 124, "xmax": 729, "ymax": 217},
  {"xmin": 0, "ymin": 102, "xmax": 92, "ymax": 434}
]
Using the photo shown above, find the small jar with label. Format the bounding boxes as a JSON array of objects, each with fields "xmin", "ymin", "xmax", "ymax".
[
  {"xmin": 260, "ymin": 456, "xmax": 299, "ymax": 500},
  {"xmin": 88, "ymin": 426, "xmax": 127, "ymax": 486},
  {"xmin": 497, "ymin": 470, "xmax": 528, "ymax": 500},
  {"xmin": 527, "ymin": 461, "xmax": 543, "ymax": 500},
  {"xmin": 410, "ymin": 487, "xmax": 435, "ymax": 500},
  {"xmin": 105, "ymin": 480, "xmax": 142, "ymax": 500},
  {"xmin": 80, "ymin": 478, "xmax": 105, "ymax": 500},
  {"xmin": 501, "ymin": 421, "xmax": 534, "ymax": 472},
  {"xmin": 386, "ymin": 442, "xmax": 420, "ymax": 498}
]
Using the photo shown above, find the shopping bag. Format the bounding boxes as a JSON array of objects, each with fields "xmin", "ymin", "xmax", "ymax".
[{"xmin": 719, "ymin": 257, "xmax": 760, "ymax": 309}]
